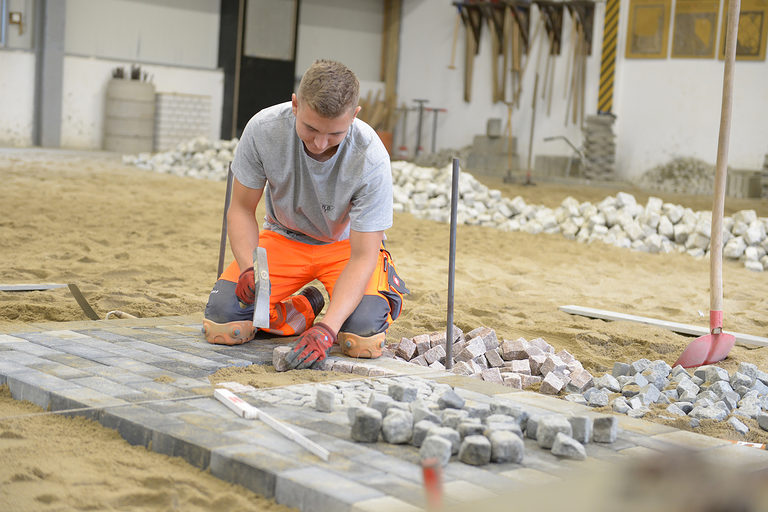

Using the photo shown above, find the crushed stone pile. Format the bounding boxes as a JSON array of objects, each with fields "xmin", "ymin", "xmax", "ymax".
[
  {"xmin": 633, "ymin": 157, "xmax": 717, "ymax": 195},
  {"xmin": 122, "ymin": 136, "xmax": 237, "ymax": 181},
  {"xmin": 391, "ymin": 326, "xmax": 592, "ymax": 395},
  {"xmin": 220, "ymin": 375, "xmax": 618, "ymax": 466},
  {"xmin": 570, "ymin": 359, "xmax": 768, "ymax": 437},
  {"xmin": 392, "ymin": 161, "xmax": 768, "ymax": 272}
]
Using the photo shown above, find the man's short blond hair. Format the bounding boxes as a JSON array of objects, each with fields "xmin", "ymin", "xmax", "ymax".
[{"xmin": 297, "ymin": 60, "xmax": 359, "ymax": 118}]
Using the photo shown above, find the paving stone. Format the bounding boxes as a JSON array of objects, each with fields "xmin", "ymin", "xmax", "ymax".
[
  {"xmin": 587, "ymin": 389, "xmax": 610, "ymax": 407},
  {"xmin": 315, "ymin": 387, "xmax": 336, "ymax": 413},
  {"xmin": 367, "ymin": 393, "xmax": 396, "ymax": 417},
  {"xmin": 540, "ymin": 355, "xmax": 567, "ymax": 377},
  {"xmin": 528, "ymin": 354, "xmax": 547, "ymax": 376},
  {"xmin": 666, "ymin": 404, "xmax": 687, "ymax": 416},
  {"xmin": 457, "ymin": 421, "xmax": 485, "ymax": 439},
  {"xmin": 481, "ymin": 367, "xmax": 503, "ymax": 384},
  {"xmin": 424, "ymin": 345, "xmax": 446, "ymax": 365},
  {"xmin": 528, "ymin": 337, "xmax": 554, "ymax": 353},
  {"xmin": 689, "ymin": 405, "xmax": 728, "ymax": 421},
  {"xmin": 728, "ymin": 416, "xmax": 750, "ymax": 435},
  {"xmin": 731, "ymin": 371, "xmax": 754, "ymax": 390},
  {"xmin": 525, "ymin": 415, "xmax": 540, "ymax": 440},
  {"xmin": 703, "ymin": 366, "xmax": 730, "ymax": 383},
  {"xmin": 551, "ymin": 432, "xmax": 587, "ymax": 460},
  {"xmin": 594, "ymin": 373, "xmax": 620, "ymax": 392},
  {"xmin": 757, "ymin": 413, "xmax": 768, "ymax": 431},
  {"xmin": 455, "ymin": 337, "xmax": 486, "ymax": 362},
  {"xmin": 593, "ymin": 416, "xmax": 618, "ymax": 443},
  {"xmin": 637, "ymin": 384, "xmax": 661, "ymax": 406},
  {"xmin": 412, "ymin": 406, "xmax": 440, "ymax": 425},
  {"xmin": 465, "ymin": 403, "xmax": 491, "ymax": 420},
  {"xmin": 536, "ymin": 415, "xmax": 572, "ymax": 449},
  {"xmin": 437, "ymin": 389, "xmax": 465, "ymax": 410},
  {"xmin": 568, "ymin": 416, "xmax": 592, "ymax": 444},
  {"xmin": 489, "ymin": 430, "xmax": 524, "ymax": 463},
  {"xmin": 351, "ymin": 407, "xmax": 382, "ymax": 443},
  {"xmin": 458, "ymin": 435, "xmax": 491, "ymax": 466},
  {"xmin": 540, "ymin": 372, "xmax": 565, "ymax": 395},
  {"xmin": 466, "ymin": 327, "xmax": 499, "ymax": 351},
  {"xmin": 395, "ymin": 338, "xmax": 417, "ymax": 360},
  {"xmin": 277, "ymin": 466, "xmax": 385, "ymax": 512},
  {"xmin": 612, "ymin": 362, "xmax": 631, "ymax": 377},
  {"xmin": 501, "ymin": 372, "xmax": 522, "ymax": 389},
  {"xmin": 500, "ymin": 338, "xmax": 529, "ymax": 361},
  {"xmin": 736, "ymin": 362, "xmax": 758, "ymax": 382},
  {"xmin": 411, "ymin": 420, "xmax": 439, "ymax": 448},
  {"xmin": 484, "ymin": 349, "xmax": 504, "ymax": 368},
  {"xmin": 382, "ymin": 410, "xmax": 413, "ymax": 444},
  {"xmin": 521, "ymin": 375, "xmax": 542, "ymax": 388},
  {"xmin": 565, "ymin": 393, "xmax": 587, "ymax": 405},
  {"xmin": 566, "ymin": 368, "xmax": 593, "ymax": 393},
  {"xmin": 388, "ymin": 383, "xmax": 418, "ymax": 403},
  {"xmin": 630, "ymin": 358, "xmax": 651, "ymax": 374},
  {"xmin": 612, "ymin": 397, "xmax": 630, "ymax": 414},
  {"xmin": 428, "ymin": 426, "xmax": 461, "ymax": 454},
  {"xmin": 420, "ymin": 435, "xmax": 452, "ymax": 466},
  {"xmin": 441, "ymin": 408, "xmax": 469, "ymax": 429}
]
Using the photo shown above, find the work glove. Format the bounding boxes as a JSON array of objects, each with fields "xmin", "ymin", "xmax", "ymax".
[
  {"xmin": 284, "ymin": 322, "xmax": 337, "ymax": 370},
  {"xmin": 235, "ymin": 266, "xmax": 255, "ymax": 305}
]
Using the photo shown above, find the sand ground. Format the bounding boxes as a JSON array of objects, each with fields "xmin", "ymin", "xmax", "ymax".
[{"xmin": 1, "ymin": 149, "xmax": 767, "ymax": 509}]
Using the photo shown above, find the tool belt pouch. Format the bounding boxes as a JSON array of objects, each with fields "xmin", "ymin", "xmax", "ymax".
[{"xmin": 377, "ymin": 248, "xmax": 409, "ymax": 322}]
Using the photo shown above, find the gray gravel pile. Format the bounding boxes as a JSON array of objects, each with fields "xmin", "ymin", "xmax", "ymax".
[
  {"xmin": 633, "ymin": 157, "xmax": 716, "ymax": 195},
  {"xmin": 581, "ymin": 115, "xmax": 616, "ymax": 180},
  {"xmin": 122, "ymin": 136, "xmax": 237, "ymax": 181},
  {"xmin": 392, "ymin": 161, "xmax": 768, "ymax": 271},
  {"xmin": 390, "ymin": 326, "xmax": 594, "ymax": 395},
  {"xmin": 411, "ymin": 146, "xmax": 472, "ymax": 169},
  {"xmin": 566, "ymin": 359, "xmax": 768, "ymax": 435},
  {"xmin": 220, "ymin": 375, "xmax": 618, "ymax": 466}
]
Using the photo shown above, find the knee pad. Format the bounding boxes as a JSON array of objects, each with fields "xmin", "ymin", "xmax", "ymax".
[
  {"xmin": 202, "ymin": 318, "xmax": 255, "ymax": 345},
  {"xmin": 339, "ymin": 331, "xmax": 386, "ymax": 359},
  {"xmin": 340, "ymin": 295, "xmax": 390, "ymax": 337},
  {"xmin": 204, "ymin": 279, "xmax": 253, "ymax": 324}
]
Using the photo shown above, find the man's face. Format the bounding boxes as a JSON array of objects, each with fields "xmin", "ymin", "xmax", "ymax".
[{"xmin": 292, "ymin": 94, "xmax": 360, "ymax": 160}]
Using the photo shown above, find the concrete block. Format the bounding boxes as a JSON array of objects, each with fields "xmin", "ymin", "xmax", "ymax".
[
  {"xmin": 276, "ymin": 467, "xmax": 384, "ymax": 512},
  {"xmin": 551, "ymin": 433, "xmax": 587, "ymax": 460},
  {"xmin": 420, "ymin": 435, "xmax": 452, "ymax": 466},
  {"xmin": 458, "ymin": 435, "xmax": 492, "ymax": 466},
  {"xmin": 351, "ymin": 407, "xmax": 382, "ymax": 443},
  {"xmin": 537, "ymin": 415, "xmax": 572, "ymax": 449},
  {"xmin": 593, "ymin": 416, "xmax": 618, "ymax": 443},
  {"xmin": 568, "ymin": 416, "xmax": 593, "ymax": 444},
  {"xmin": 489, "ymin": 430, "xmax": 524, "ymax": 463},
  {"xmin": 382, "ymin": 410, "xmax": 413, "ymax": 444}
]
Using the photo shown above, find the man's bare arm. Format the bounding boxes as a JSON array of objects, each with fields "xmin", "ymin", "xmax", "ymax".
[
  {"xmin": 227, "ymin": 178, "xmax": 264, "ymax": 272},
  {"xmin": 321, "ymin": 230, "xmax": 383, "ymax": 333}
]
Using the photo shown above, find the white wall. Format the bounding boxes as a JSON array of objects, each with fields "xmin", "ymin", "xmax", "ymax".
[
  {"xmin": 397, "ymin": 0, "xmax": 768, "ymax": 178},
  {"xmin": 296, "ymin": 0, "xmax": 383, "ymax": 82},
  {"xmin": 60, "ymin": 56, "xmax": 224, "ymax": 149},
  {"xmin": 65, "ymin": 0, "xmax": 220, "ymax": 69},
  {"xmin": 0, "ymin": 51, "xmax": 35, "ymax": 146}
]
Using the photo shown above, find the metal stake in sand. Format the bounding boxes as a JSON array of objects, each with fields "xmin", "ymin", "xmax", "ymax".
[{"xmin": 445, "ymin": 157, "xmax": 460, "ymax": 370}]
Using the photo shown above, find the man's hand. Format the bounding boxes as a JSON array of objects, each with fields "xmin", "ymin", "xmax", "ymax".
[
  {"xmin": 284, "ymin": 323, "xmax": 337, "ymax": 370},
  {"xmin": 235, "ymin": 266, "xmax": 255, "ymax": 304}
]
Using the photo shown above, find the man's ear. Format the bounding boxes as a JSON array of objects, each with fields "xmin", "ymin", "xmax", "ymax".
[
  {"xmin": 291, "ymin": 94, "xmax": 298, "ymax": 115},
  {"xmin": 353, "ymin": 105, "xmax": 361, "ymax": 119}
]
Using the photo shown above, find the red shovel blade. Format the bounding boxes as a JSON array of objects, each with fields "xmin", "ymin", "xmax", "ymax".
[{"xmin": 674, "ymin": 332, "xmax": 736, "ymax": 368}]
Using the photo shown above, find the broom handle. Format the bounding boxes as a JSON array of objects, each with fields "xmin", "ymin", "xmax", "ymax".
[{"xmin": 711, "ymin": 0, "xmax": 740, "ymax": 315}]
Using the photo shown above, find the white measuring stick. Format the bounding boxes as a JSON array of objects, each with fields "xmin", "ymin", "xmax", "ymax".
[{"xmin": 214, "ymin": 388, "xmax": 330, "ymax": 461}]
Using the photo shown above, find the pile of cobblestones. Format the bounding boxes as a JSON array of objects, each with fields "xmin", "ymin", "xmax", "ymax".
[
  {"xmin": 567, "ymin": 358, "xmax": 768, "ymax": 436},
  {"xmin": 633, "ymin": 157, "xmax": 716, "ymax": 195},
  {"xmin": 122, "ymin": 136, "xmax": 236, "ymax": 181},
  {"xmin": 392, "ymin": 161, "xmax": 768, "ymax": 271},
  {"xmin": 219, "ymin": 375, "xmax": 619, "ymax": 466},
  {"xmin": 390, "ymin": 326, "xmax": 593, "ymax": 395}
]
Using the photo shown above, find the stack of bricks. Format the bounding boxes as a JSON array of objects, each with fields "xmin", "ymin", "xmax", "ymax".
[
  {"xmin": 154, "ymin": 92, "xmax": 212, "ymax": 152},
  {"xmin": 581, "ymin": 114, "xmax": 616, "ymax": 180},
  {"xmin": 392, "ymin": 326, "xmax": 594, "ymax": 395}
]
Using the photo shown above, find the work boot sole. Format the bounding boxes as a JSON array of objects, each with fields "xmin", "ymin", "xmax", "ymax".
[{"xmin": 202, "ymin": 319, "xmax": 255, "ymax": 345}]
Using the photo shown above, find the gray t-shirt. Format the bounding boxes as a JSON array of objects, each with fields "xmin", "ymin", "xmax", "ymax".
[{"xmin": 231, "ymin": 101, "xmax": 393, "ymax": 245}]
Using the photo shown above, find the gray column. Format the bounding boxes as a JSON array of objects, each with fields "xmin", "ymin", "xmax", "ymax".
[{"xmin": 34, "ymin": 0, "xmax": 66, "ymax": 147}]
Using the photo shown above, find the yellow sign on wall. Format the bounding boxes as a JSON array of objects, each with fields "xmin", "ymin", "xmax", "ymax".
[
  {"xmin": 672, "ymin": 0, "xmax": 721, "ymax": 58},
  {"xmin": 626, "ymin": 0, "xmax": 672, "ymax": 58},
  {"xmin": 719, "ymin": 0, "xmax": 768, "ymax": 60}
]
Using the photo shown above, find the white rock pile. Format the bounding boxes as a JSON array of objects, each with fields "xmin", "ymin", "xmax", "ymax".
[
  {"xmin": 390, "ymin": 326, "xmax": 594, "ymax": 395},
  {"xmin": 392, "ymin": 161, "xmax": 768, "ymax": 271},
  {"xmin": 219, "ymin": 375, "xmax": 618, "ymax": 466},
  {"xmin": 122, "ymin": 136, "xmax": 236, "ymax": 181},
  {"xmin": 569, "ymin": 359, "xmax": 768, "ymax": 436}
]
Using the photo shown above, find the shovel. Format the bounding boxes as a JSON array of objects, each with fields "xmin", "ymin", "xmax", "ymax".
[{"xmin": 673, "ymin": 0, "xmax": 740, "ymax": 369}]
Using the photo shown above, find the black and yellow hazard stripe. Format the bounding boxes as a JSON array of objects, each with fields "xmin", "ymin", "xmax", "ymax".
[{"xmin": 598, "ymin": 0, "xmax": 619, "ymax": 114}]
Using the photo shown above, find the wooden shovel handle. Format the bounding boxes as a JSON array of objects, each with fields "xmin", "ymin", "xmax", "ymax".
[{"xmin": 711, "ymin": 0, "xmax": 741, "ymax": 312}]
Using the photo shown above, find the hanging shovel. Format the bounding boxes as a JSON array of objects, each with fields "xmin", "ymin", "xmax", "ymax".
[
  {"xmin": 252, "ymin": 247, "xmax": 271, "ymax": 329},
  {"xmin": 673, "ymin": 0, "xmax": 740, "ymax": 369}
]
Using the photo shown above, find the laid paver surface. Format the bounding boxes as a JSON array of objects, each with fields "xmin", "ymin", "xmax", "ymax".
[{"xmin": 2, "ymin": 315, "xmax": 767, "ymax": 511}]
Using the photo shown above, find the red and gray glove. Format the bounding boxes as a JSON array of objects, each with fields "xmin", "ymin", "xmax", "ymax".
[
  {"xmin": 284, "ymin": 323, "xmax": 337, "ymax": 370},
  {"xmin": 235, "ymin": 266, "xmax": 255, "ymax": 305}
]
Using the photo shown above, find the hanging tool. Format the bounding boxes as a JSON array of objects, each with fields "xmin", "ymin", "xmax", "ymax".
[
  {"xmin": 396, "ymin": 102, "xmax": 409, "ymax": 159},
  {"xmin": 525, "ymin": 73, "xmax": 539, "ymax": 186},
  {"xmin": 455, "ymin": 1, "xmax": 484, "ymax": 102},
  {"xmin": 448, "ymin": 7, "xmax": 461, "ymax": 69},
  {"xmin": 217, "ymin": 165, "xmax": 235, "ymax": 278},
  {"xmin": 425, "ymin": 107, "xmax": 447, "ymax": 153},
  {"xmin": 674, "ymin": 0, "xmax": 741, "ymax": 368},
  {"xmin": 413, "ymin": 99, "xmax": 429, "ymax": 157},
  {"xmin": 503, "ymin": 100, "xmax": 516, "ymax": 183}
]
